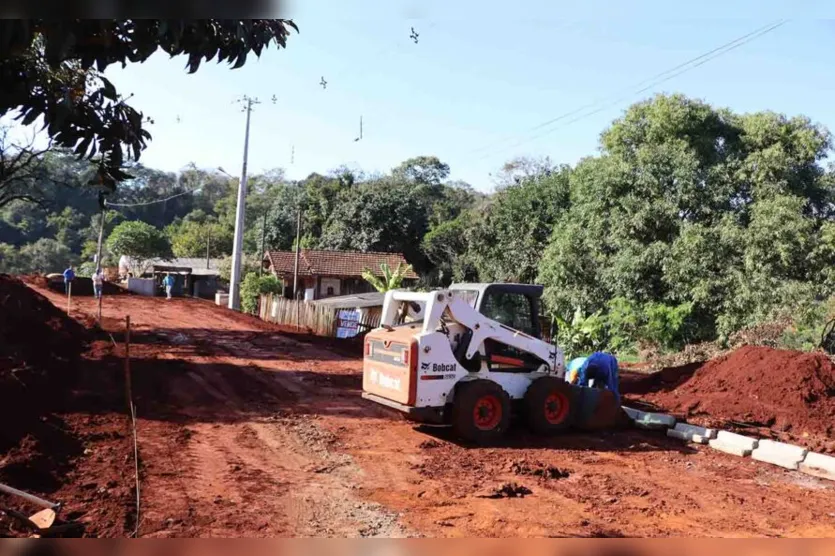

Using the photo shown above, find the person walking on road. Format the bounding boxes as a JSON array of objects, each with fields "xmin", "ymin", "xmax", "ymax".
[
  {"xmin": 92, "ymin": 267, "xmax": 104, "ymax": 299},
  {"xmin": 62, "ymin": 265, "xmax": 75, "ymax": 295},
  {"xmin": 163, "ymin": 272, "xmax": 175, "ymax": 300}
]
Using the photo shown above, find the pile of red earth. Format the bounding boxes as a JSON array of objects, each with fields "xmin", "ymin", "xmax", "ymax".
[
  {"xmin": 34, "ymin": 275, "xmax": 124, "ymax": 297},
  {"xmin": 0, "ymin": 275, "xmax": 134, "ymax": 537},
  {"xmin": 632, "ymin": 346, "xmax": 835, "ymax": 441},
  {"xmin": 0, "ymin": 274, "xmax": 90, "ymax": 456}
]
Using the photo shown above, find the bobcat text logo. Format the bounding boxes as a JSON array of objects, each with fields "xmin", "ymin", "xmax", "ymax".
[{"xmin": 431, "ymin": 363, "xmax": 456, "ymax": 373}]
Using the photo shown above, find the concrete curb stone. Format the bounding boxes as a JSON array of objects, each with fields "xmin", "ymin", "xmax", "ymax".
[{"xmin": 799, "ymin": 452, "xmax": 835, "ymax": 482}]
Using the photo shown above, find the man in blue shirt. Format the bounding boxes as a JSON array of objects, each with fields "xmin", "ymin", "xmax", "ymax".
[
  {"xmin": 566, "ymin": 352, "xmax": 621, "ymax": 403},
  {"xmin": 62, "ymin": 265, "xmax": 75, "ymax": 295},
  {"xmin": 163, "ymin": 273, "xmax": 175, "ymax": 299}
]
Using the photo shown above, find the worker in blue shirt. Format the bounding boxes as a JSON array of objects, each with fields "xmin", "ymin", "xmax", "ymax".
[
  {"xmin": 566, "ymin": 352, "xmax": 621, "ymax": 403},
  {"xmin": 163, "ymin": 273, "xmax": 175, "ymax": 299},
  {"xmin": 62, "ymin": 265, "xmax": 75, "ymax": 295}
]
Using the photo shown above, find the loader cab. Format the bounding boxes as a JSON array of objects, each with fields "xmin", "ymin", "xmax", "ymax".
[{"xmin": 449, "ymin": 283, "xmax": 545, "ymax": 372}]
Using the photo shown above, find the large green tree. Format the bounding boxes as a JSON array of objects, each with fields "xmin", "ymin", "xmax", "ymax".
[
  {"xmin": 106, "ymin": 220, "xmax": 172, "ymax": 275},
  {"xmin": 467, "ymin": 164, "xmax": 571, "ymax": 283},
  {"xmin": 538, "ymin": 93, "xmax": 835, "ymax": 345}
]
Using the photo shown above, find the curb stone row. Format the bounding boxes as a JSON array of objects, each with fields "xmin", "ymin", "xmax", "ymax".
[{"xmin": 622, "ymin": 406, "xmax": 835, "ymax": 482}]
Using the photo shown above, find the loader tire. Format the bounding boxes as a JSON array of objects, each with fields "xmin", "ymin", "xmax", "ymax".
[
  {"xmin": 451, "ymin": 380, "xmax": 511, "ymax": 444},
  {"xmin": 524, "ymin": 377, "xmax": 576, "ymax": 435}
]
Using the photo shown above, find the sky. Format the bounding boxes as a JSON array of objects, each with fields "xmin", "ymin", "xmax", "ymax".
[{"xmin": 93, "ymin": 1, "xmax": 835, "ymax": 191}]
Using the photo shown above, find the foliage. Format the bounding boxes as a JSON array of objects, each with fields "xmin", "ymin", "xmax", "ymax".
[
  {"xmin": 240, "ymin": 272, "xmax": 282, "ymax": 315},
  {"xmin": 361, "ymin": 262, "xmax": 414, "ymax": 293},
  {"xmin": 105, "ymin": 220, "xmax": 172, "ymax": 275},
  {"xmin": 319, "ymin": 178, "xmax": 431, "ymax": 270},
  {"xmin": 392, "ymin": 156, "xmax": 450, "ymax": 186},
  {"xmin": 167, "ymin": 219, "xmax": 234, "ymax": 258},
  {"xmin": 469, "ymin": 165, "xmax": 571, "ymax": 283},
  {"xmin": 217, "ymin": 253, "xmax": 261, "ymax": 283},
  {"xmin": 0, "ymin": 238, "xmax": 76, "ymax": 274},
  {"xmin": 539, "ymin": 93, "xmax": 835, "ymax": 349},
  {"xmin": 0, "ymin": 19, "xmax": 297, "ymax": 186},
  {"xmin": 554, "ymin": 308, "xmax": 606, "ymax": 360}
]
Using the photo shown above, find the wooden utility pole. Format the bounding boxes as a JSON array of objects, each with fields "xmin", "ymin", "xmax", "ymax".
[
  {"xmin": 260, "ymin": 209, "xmax": 268, "ymax": 277},
  {"xmin": 292, "ymin": 207, "xmax": 301, "ymax": 299},
  {"xmin": 95, "ymin": 203, "xmax": 106, "ymax": 322},
  {"xmin": 205, "ymin": 228, "xmax": 211, "ymax": 270}
]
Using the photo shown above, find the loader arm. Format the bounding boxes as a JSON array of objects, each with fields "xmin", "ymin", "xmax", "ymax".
[
  {"xmin": 444, "ymin": 296, "xmax": 564, "ymax": 376},
  {"xmin": 380, "ymin": 290, "xmax": 565, "ymax": 377}
]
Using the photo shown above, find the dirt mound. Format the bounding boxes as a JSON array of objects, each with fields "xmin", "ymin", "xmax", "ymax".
[
  {"xmin": 39, "ymin": 275, "xmax": 124, "ymax": 296},
  {"xmin": 0, "ymin": 274, "xmax": 89, "ymax": 379},
  {"xmin": 639, "ymin": 346, "xmax": 835, "ymax": 438},
  {"xmin": 0, "ymin": 274, "xmax": 89, "ymax": 466}
]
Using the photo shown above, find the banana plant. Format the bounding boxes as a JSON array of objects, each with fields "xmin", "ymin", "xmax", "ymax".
[{"xmin": 362, "ymin": 262, "xmax": 414, "ymax": 293}]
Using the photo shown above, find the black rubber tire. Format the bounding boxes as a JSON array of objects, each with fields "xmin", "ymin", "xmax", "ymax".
[
  {"xmin": 523, "ymin": 377, "xmax": 577, "ymax": 435},
  {"xmin": 451, "ymin": 380, "xmax": 511, "ymax": 444}
]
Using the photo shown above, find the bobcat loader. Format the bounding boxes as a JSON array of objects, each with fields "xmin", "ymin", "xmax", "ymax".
[{"xmin": 361, "ymin": 283, "xmax": 623, "ymax": 443}]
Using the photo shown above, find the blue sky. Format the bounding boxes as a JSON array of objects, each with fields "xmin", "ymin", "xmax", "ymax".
[{"xmin": 98, "ymin": 1, "xmax": 835, "ymax": 191}]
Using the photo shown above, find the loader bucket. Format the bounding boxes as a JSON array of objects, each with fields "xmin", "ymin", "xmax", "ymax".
[{"xmin": 574, "ymin": 387, "xmax": 629, "ymax": 431}]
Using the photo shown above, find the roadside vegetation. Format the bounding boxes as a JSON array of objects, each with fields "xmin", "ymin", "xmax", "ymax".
[{"xmin": 2, "ymin": 94, "xmax": 835, "ymax": 357}]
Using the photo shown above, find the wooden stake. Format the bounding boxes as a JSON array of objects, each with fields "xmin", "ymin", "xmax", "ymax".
[{"xmin": 125, "ymin": 316, "xmax": 132, "ymax": 418}]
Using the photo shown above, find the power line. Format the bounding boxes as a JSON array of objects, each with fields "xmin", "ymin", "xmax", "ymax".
[
  {"xmin": 105, "ymin": 188, "xmax": 199, "ymax": 208},
  {"xmin": 471, "ymin": 20, "xmax": 788, "ymax": 160}
]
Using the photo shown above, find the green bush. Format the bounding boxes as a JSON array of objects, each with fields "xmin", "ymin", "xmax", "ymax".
[{"xmin": 240, "ymin": 273, "xmax": 282, "ymax": 315}]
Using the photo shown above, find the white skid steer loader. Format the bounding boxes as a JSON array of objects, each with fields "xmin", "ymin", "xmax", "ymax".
[{"xmin": 361, "ymin": 283, "xmax": 623, "ymax": 443}]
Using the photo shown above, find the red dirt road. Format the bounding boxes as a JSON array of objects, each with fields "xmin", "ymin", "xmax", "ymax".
[{"xmin": 27, "ymin": 287, "xmax": 835, "ymax": 537}]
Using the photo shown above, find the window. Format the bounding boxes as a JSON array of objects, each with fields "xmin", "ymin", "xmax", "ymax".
[
  {"xmin": 454, "ymin": 290, "xmax": 479, "ymax": 308},
  {"xmin": 480, "ymin": 292, "xmax": 535, "ymax": 336},
  {"xmin": 327, "ymin": 286, "xmax": 334, "ymax": 296}
]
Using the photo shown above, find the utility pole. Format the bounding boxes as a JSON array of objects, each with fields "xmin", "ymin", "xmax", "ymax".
[
  {"xmin": 95, "ymin": 194, "xmax": 106, "ymax": 322},
  {"xmin": 260, "ymin": 209, "xmax": 268, "ymax": 277},
  {"xmin": 205, "ymin": 227, "xmax": 211, "ymax": 270},
  {"xmin": 228, "ymin": 96, "xmax": 258, "ymax": 311},
  {"xmin": 292, "ymin": 207, "xmax": 301, "ymax": 299}
]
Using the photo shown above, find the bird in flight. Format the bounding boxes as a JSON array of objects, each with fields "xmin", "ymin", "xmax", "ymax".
[
  {"xmin": 410, "ymin": 27, "xmax": 419, "ymax": 44},
  {"xmin": 320, "ymin": 77, "xmax": 328, "ymax": 89}
]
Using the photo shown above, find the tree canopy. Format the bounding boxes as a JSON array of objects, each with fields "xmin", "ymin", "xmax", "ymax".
[
  {"xmin": 3, "ymin": 92, "xmax": 835, "ymax": 356},
  {"xmin": 0, "ymin": 19, "xmax": 297, "ymax": 187}
]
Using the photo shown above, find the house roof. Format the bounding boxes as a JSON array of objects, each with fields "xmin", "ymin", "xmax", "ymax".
[
  {"xmin": 311, "ymin": 291, "xmax": 387, "ymax": 309},
  {"xmin": 147, "ymin": 257, "xmax": 222, "ymax": 276},
  {"xmin": 264, "ymin": 249, "xmax": 418, "ymax": 279}
]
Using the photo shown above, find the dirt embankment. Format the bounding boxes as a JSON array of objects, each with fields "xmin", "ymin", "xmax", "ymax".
[
  {"xmin": 626, "ymin": 346, "xmax": 835, "ymax": 450},
  {"xmin": 0, "ymin": 275, "xmax": 134, "ymax": 537}
]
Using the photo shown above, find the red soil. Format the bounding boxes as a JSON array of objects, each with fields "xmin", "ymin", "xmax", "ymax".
[
  {"xmin": 0, "ymin": 275, "xmax": 134, "ymax": 537},
  {"xmin": 628, "ymin": 346, "xmax": 835, "ymax": 446}
]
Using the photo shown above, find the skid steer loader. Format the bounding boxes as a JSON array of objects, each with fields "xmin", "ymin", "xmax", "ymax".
[{"xmin": 361, "ymin": 283, "xmax": 624, "ymax": 443}]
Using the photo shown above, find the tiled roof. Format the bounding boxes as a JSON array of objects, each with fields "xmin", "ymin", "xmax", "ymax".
[{"xmin": 264, "ymin": 249, "xmax": 418, "ymax": 279}]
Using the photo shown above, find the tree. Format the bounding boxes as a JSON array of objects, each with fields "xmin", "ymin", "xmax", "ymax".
[
  {"xmin": 361, "ymin": 262, "xmax": 414, "ymax": 293},
  {"xmin": 0, "ymin": 19, "xmax": 298, "ymax": 187},
  {"xmin": 392, "ymin": 156, "xmax": 450, "ymax": 186},
  {"xmin": 168, "ymin": 219, "xmax": 233, "ymax": 258},
  {"xmin": 0, "ymin": 238, "xmax": 76, "ymax": 274},
  {"xmin": 240, "ymin": 272, "xmax": 282, "ymax": 315},
  {"xmin": 468, "ymin": 165, "xmax": 571, "ymax": 283},
  {"xmin": 319, "ymin": 178, "xmax": 430, "ymax": 270},
  {"xmin": 0, "ymin": 126, "xmax": 52, "ymax": 207},
  {"xmin": 538, "ymin": 93, "xmax": 835, "ymax": 347},
  {"xmin": 421, "ymin": 213, "xmax": 479, "ymax": 285},
  {"xmin": 106, "ymin": 220, "xmax": 172, "ymax": 275}
]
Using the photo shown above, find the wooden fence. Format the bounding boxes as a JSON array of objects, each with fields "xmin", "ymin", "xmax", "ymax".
[{"xmin": 258, "ymin": 294, "xmax": 382, "ymax": 338}]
